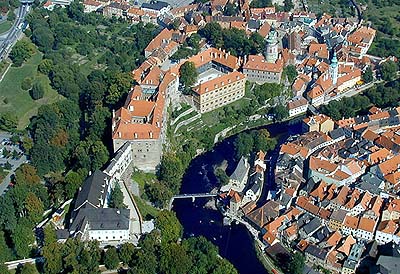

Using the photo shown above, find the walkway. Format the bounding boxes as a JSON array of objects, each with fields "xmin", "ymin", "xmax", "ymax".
[{"xmin": 168, "ymin": 193, "xmax": 217, "ymax": 209}]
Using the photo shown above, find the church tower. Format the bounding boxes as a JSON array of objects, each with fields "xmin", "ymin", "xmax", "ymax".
[
  {"xmin": 265, "ymin": 28, "xmax": 279, "ymax": 63},
  {"xmin": 330, "ymin": 52, "xmax": 338, "ymax": 85}
]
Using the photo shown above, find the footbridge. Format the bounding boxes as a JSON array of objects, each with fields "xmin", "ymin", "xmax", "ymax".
[{"xmin": 168, "ymin": 193, "xmax": 218, "ymax": 210}]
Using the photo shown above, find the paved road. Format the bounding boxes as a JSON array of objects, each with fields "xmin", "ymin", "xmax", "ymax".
[
  {"xmin": 0, "ymin": 132, "xmax": 27, "ymax": 195},
  {"xmin": 0, "ymin": 4, "xmax": 30, "ymax": 61}
]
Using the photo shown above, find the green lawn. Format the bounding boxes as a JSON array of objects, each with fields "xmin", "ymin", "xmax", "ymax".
[
  {"xmin": 133, "ymin": 194, "xmax": 159, "ymax": 220},
  {"xmin": 132, "ymin": 170, "xmax": 157, "ymax": 193},
  {"xmin": 0, "ymin": 20, "xmax": 12, "ymax": 34},
  {"xmin": 0, "ymin": 51, "xmax": 63, "ymax": 129}
]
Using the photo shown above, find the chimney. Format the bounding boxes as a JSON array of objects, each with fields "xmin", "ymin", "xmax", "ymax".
[
  {"xmin": 129, "ymin": 105, "xmax": 134, "ymax": 111},
  {"xmin": 201, "ymin": 55, "xmax": 203, "ymax": 61},
  {"xmin": 149, "ymin": 131, "xmax": 153, "ymax": 138},
  {"xmin": 134, "ymin": 133, "xmax": 138, "ymax": 139},
  {"xmin": 118, "ymin": 132, "xmax": 121, "ymax": 138},
  {"xmin": 89, "ymin": 171, "xmax": 92, "ymax": 176},
  {"xmin": 112, "ymin": 109, "xmax": 115, "ymax": 118}
]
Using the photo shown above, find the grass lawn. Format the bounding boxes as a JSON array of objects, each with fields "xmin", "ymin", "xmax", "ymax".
[
  {"xmin": 0, "ymin": 51, "xmax": 63, "ymax": 129},
  {"xmin": 132, "ymin": 170, "xmax": 157, "ymax": 193},
  {"xmin": 0, "ymin": 20, "xmax": 12, "ymax": 34},
  {"xmin": 133, "ymin": 194, "xmax": 159, "ymax": 220}
]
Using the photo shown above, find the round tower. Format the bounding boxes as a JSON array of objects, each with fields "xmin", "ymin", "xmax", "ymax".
[
  {"xmin": 330, "ymin": 52, "xmax": 338, "ymax": 85},
  {"xmin": 265, "ymin": 28, "xmax": 279, "ymax": 63}
]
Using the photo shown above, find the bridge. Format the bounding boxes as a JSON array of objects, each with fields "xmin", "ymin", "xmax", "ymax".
[{"xmin": 168, "ymin": 193, "xmax": 218, "ymax": 210}]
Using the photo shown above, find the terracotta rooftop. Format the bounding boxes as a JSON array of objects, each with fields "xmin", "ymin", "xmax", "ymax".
[
  {"xmin": 243, "ymin": 55, "xmax": 283, "ymax": 73},
  {"xmin": 357, "ymin": 217, "xmax": 376, "ymax": 233},
  {"xmin": 309, "ymin": 43, "xmax": 329, "ymax": 59},
  {"xmin": 344, "ymin": 215, "xmax": 358, "ymax": 230},
  {"xmin": 378, "ymin": 154, "xmax": 400, "ymax": 176},
  {"xmin": 337, "ymin": 235, "xmax": 356, "ymax": 256}
]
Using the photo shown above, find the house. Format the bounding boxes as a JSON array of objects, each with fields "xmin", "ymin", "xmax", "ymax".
[
  {"xmin": 355, "ymin": 217, "xmax": 377, "ymax": 241},
  {"xmin": 103, "ymin": 2, "xmax": 130, "ymax": 18},
  {"xmin": 347, "ymin": 26, "xmax": 376, "ymax": 58},
  {"xmin": 228, "ymin": 156, "xmax": 250, "ymax": 192},
  {"xmin": 375, "ymin": 220, "xmax": 400, "ymax": 245},
  {"xmin": 69, "ymin": 208, "xmax": 131, "ymax": 243},
  {"xmin": 245, "ymin": 200, "xmax": 280, "ymax": 229},
  {"xmin": 242, "ymin": 54, "xmax": 283, "ymax": 84},
  {"xmin": 304, "ymin": 244, "xmax": 329, "ymax": 266},
  {"xmin": 245, "ymin": 172, "xmax": 263, "ymax": 202},
  {"xmin": 328, "ymin": 208, "xmax": 347, "ymax": 231},
  {"xmin": 382, "ymin": 198, "xmax": 400, "ymax": 221},
  {"xmin": 83, "ymin": 0, "xmax": 103, "ymax": 13},
  {"xmin": 141, "ymin": 0, "xmax": 170, "ymax": 16},
  {"xmin": 288, "ymin": 96, "xmax": 308, "ymax": 117},
  {"xmin": 302, "ymin": 114, "xmax": 334, "ymax": 134}
]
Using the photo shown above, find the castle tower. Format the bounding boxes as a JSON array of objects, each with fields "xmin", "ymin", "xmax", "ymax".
[
  {"xmin": 330, "ymin": 52, "xmax": 338, "ymax": 85},
  {"xmin": 265, "ymin": 28, "xmax": 279, "ymax": 63}
]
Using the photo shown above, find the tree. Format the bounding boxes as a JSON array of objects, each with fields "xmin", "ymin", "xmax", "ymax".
[
  {"xmin": 224, "ymin": 3, "xmax": 237, "ymax": 16},
  {"xmin": 155, "ymin": 210, "xmax": 183, "ymax": 244},
  {"xmin": 211, "ymin": 258, "xmax": 238, "ymax": 274},
  {"xmin": 144, "ymin": 182, "xmax": 173, "ymax": 208},
  {"xmin": 42, "ymin": 242, "xmax": 63, "ymax": 274},
  {"xmin": 38, "ymin": 59, "xmax": 53, "ymax": 75},
  {"xmin": 271, "ymin": 104, "xmax": 289, "ymax": 121},
  {"xmin": 283, "ymin": 65, "xmax": 298, "ymax": 84},
  {"xmin": 15, "ymin": 164, "xmax": 40, "ymax": 185},
  {"xmin": 0, "ymin": 264, "xmax": 10, "ymax": 274},
  {"xmin": 0, "ymin": 231, "xmax": 13, "ymax": 263},
  {"xmin": 179, "ymin": 61, "xmax": 198, "ymax": 94},
  {"xmin": 25, "ymin": 192, "xmax": 44, "ymax": 223},
  {"xmin": 109, "ymin": 184, "xmax": 126, "ymax": 209},
  {"xmin": 21, "ymin": 77, "xmax": 33, "ymax": 91},
  {"xmin": 362, "ymin": 66, "xmax": 374, "ymax": 83},
  {"xmin": 234, "ymin": 132, "xmax": 254, "ymax": 160},
  {"xmin": 215, "ymin": 168, "xmax": 229, "ymax": 185},
  {"xmin": 32, "ymin": 27, "xmax": 54, "ymax": 52},
  {"xmin": 287, "ymin": 252, "xmax": 305, "ymax": 274},
  {"xmin": 19, "ymin": 263, "xmax": 39, "ymax": 274},
  {"xmin": 253, "ymin": 129, "xmax": 277, "ymax": 152},
  {"xmin": 158, "ymin": 153, "xmax": 184, "ymax": 194},
  {"xmin": 283, "ymin": 0, "xmax": 294, "ymax": 12},
  {"xmin": 103, "ymin": 247, "xmax": 119, "ymax": 270},
  {"xmin": 160, "ymin": 243, "xmax": 192, "ymax": 274},
  {"xmin": 30, "ymin": 81, "xmax": 46, "ymax": 100},
  {"xmin": 0, "ymin": 112, "xmax": 18, "ymax": 132},
  {"xmin": 64, "ymin": 171, "xmax": 83, "ymax": 199},
  {"xmin": 380, "ymin": 60, "xmax": 398, "ymax": 81},
  {"xmin": 118, "ymin": 243, "xmax": 136, "ymax": 266},
  {"xmin": 12, "ymin": 218, "xmax": 35, "ymax": 258},
  {"xmin": 9, "ymin": 40, "xmax": 35, "ymax": 66}
]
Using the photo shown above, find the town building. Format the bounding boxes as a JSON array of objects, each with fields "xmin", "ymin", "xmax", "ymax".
[{"xmin": 242, "ymin": 54, "xmax": 283, "ymax": 84}]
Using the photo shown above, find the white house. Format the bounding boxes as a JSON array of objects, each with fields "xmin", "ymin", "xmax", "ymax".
[{"xmin": 288, "ymin": 96, "xmax": 309, "ymax": 117}]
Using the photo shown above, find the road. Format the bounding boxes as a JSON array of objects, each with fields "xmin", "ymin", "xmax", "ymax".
[
  {"xmin": 0, "ymin": 4, "xmax": 30, "ymax": 61},
  {"xmin": 0, "ymin": 132, "xmax": 27, "ymax": 195},
  {"xmin": 323, "ymin": 81, "xmax": 378, "ymax": 104}
]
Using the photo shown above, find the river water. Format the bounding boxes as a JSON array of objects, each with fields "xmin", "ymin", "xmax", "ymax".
[{"xmin": 173, "ymin": 122, "xmax": 302, "ymax": 274}]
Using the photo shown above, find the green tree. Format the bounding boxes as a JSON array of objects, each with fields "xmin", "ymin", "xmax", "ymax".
[
  {"xmin": 158, "ymin": 153, "xmax": 184, "ymax": 194},
  {"xmin": 223, "ymin": 3, "xmax": 237, "ymax": 16},
  {"xmin": 234, "ymin": 132, "xmax": 254, "ymax": 160},
  {"xmin": 12, "ymin": 218, "xmax": 35, "ymax": 258},
  {"xmin": 25, "ymin": 192, "xmax": 44, "ymax": 223},
  {"xmin": 380, "ymin": 60, "xmax": 398, "ymax": 81},
  {"xmin": 64, "ymin": 171, "xmax": 83, "ymax": 199},
  {"xmin": 212, "ymin": 258, "xmax": 238, "ymax": 274},
  {"xmin": 0, "ymin": 231, "xmax": 13, "ymax": 263},
  {"xmin": 9, "ymin": 40, "xmax": 35, "ymax": 66},
  {"xmin": 144, "ymin": 182, "xmax": 173, "ymax": 208},
  {"xmin": 288, "ymin": 252, "xmax": 305, "ymax": 274},
  {"xmin": 284, "ymin": 0, "xmax": 294, "ymax": 11},
  {"xmin": 179, "ymin": 61, "xmax": 198, "ymax": 94},
  {"xmin": 283, "ymin": 65, "xmax": 298, "ymax": 84},
  {"xmin": 215, "ymin": 168, "xmax": 229, "ymax": 185},
  {"xmin": 109, "ymin": 184, "xmax": 126, "ymax": 209},
  {"xmin": 19, "ymin": 263, "xmax": 39, "ymax": 274},
  {"xmin": 0, "ymin": 112, "xmax": 18, "ymax": 132},
  {"xmin": 0, "ymin": 264, "xmax": 10, "ymax": 274},
  {"xmin": 362, "ymin": 66, "xmax": 374, "ymax": 83},
  {"xmin": 21, "ymin": 77, "xmax": 33, "ymax": 91},
  {"xmin": 271, "ymin": 104, "xmax": 289, "ymax": 121},
  {"xmin": 160, "ymin": 243, "xmax": 192, "ymax": 274},
  {"xmin": 103, "ymin": 247, "xmax": 119, "ymax": 270},
  {"xmin": 42, "ymin": 242, "xmax": 63, "ymax": 274},
  {"xmin": 253, "ymin": 129, "xmax": 277, "ymax": 152},
  {"xmin": 118, "ymin": 243, "xmax": 136, "ymax": 266},
  {"xmin": 38, "ymin": 59, "xmax": 53, "ymax": 75},
  {"xmin": 155, "ymin": 210, "xmax": 183, "ymax": 244},
  {"xmin": 30, "ymin": 81, "xmax": 46, "ymax": 100}
]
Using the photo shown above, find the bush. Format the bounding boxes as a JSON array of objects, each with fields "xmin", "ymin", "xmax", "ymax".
[
  {"xmin": 21, "ymin": 77, "xmax": 33, "ymax": 91},
  {"xmin": 30, "ymin": 81, "xmax": 45, "ymax": 100}
]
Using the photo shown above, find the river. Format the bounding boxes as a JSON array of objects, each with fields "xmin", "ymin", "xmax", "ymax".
[{"xmin": 173, "ymin": 121, "xmax": 303, "ymax": 274}]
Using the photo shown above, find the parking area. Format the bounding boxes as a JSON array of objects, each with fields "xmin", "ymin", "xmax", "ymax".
[{"xmin": 0, "ymin": 132, "xmax": 27, "ymax": 195}]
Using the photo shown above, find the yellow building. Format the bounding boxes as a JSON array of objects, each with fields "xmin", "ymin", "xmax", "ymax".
[{"xmin": 193, "ymin": 71, "xmax": 246, "ymax": 113}]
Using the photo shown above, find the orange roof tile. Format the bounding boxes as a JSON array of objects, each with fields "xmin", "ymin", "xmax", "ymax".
[
  {"xmin": 244, "ymin": 55, "xmax": 283, "ymax": 73},
  {"xmin": 378, "ymin": 155, "xmax": 400, "ymax": 176},
  {"xmin": 309, "ymin": 43, "xmax": 329, "ymax": 59},
  {"xmin": 337, "ymin": 235, "xmax": 356, "ymax": 256},
  {"xmin": 357, "ymin": 217, "xmax": 376, "ymax": 233},
  {"xmin": 325, "ymin": 231, "xmax": 342, "ymax": 247},
  {"xmin": 377, "ymin": 220, "xmax": 398, "ymax": 234},
  {"xmin": 344, "ymin": 215, "xmax": 358, "ymax": 230},
  {"xmin": 368, "ymin": 148, "xmax": 391, "ymax": 165}
]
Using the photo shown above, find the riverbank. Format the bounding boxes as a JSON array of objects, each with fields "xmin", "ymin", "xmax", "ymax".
[{"xmin": 173, "ymin": 120, "xmax": 302, "ymax": 273}]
